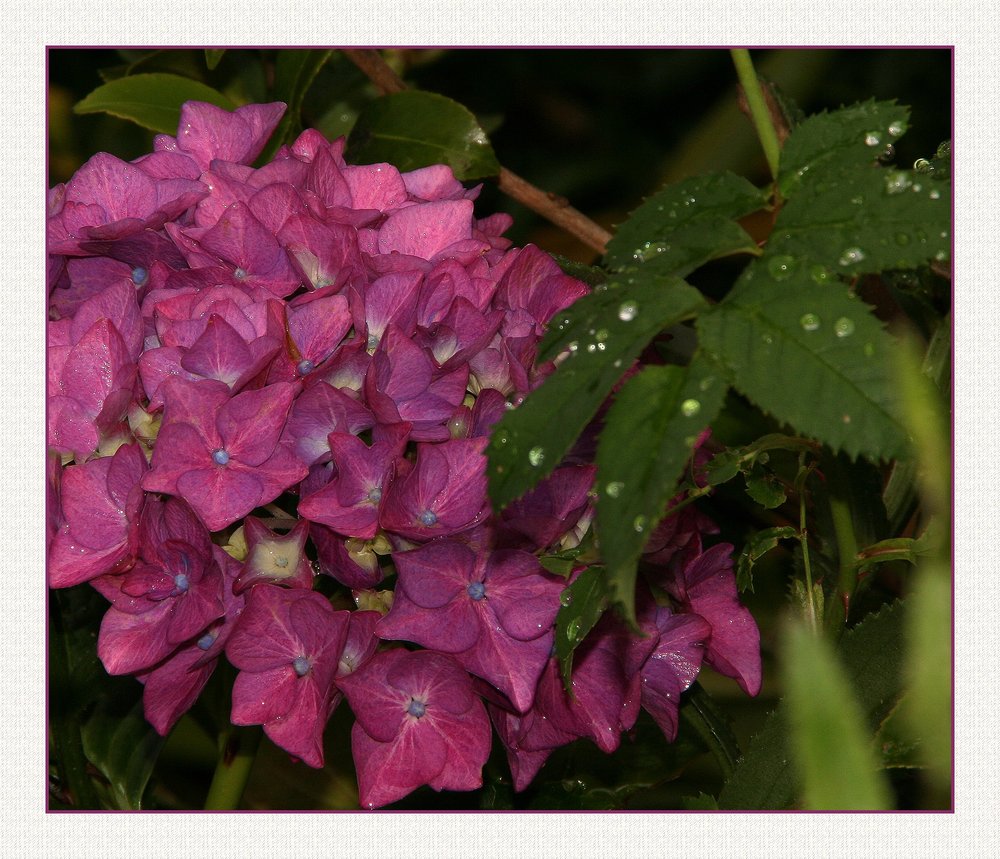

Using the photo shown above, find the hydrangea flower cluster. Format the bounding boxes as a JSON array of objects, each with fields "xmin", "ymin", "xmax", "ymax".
[{"xmin": 47, "ymin": 101, "xmax": 761, "ymax": 808}]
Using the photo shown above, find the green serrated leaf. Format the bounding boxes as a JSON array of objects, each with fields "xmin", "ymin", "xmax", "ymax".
[
  {"xmin": 74, "ymin": 73, "xmax": 236, "ymax": 133},
  {"xmin": 347, "ymin": 90, "xmax": 500, "ymax": 180},
  {"xmin": 487, "ymin": 276, "xmax": 706, "ymax": 511},
  {"xmin": 778, "ymin": 99, "xmax": 911, "ymax": 197},
  {"xmin": 744, "ymin": 465, "xmax": 787, "ymax": 509},
  {"xmin": 782, "ymin": 620, "xmax": 893, "ymax": 809},
  {"xmin": 81, "ymin": 696, "xmax": 167, "ymax": 810},
  {"xmin": 594, "ymin": 354, "xmax": 728, "ymax": 623},
  {"xmin": 205, "ymin": 49, "xmax": 226, "ymax": 70},
  {"xmin": 605, "ymin": 172, "xmax": 766, "ymax": 278},
  {"xmin": 549, "ymin": 254, "xmax": 609, "ymax": 287},
  {"xmin": 682, "ymin": 791, "xmax": 720, "ymax": 810},
  {"xmin": 554, "ymin": 566, "xmax": 610, "ymax": 691},
  {"xmin": 698, "ymin": 275, "xmax": 908, "ymax": 461},
  {"xmin": 704, "ymin": 449, "xmax": 742, "ymax": 485},
  {"xmin": 718, "ymin": 599, "xmax": 907, "ymax": 809},
  {"xmin": 736, "ymin": 525, "xmax": 798, "ymax": 591}
]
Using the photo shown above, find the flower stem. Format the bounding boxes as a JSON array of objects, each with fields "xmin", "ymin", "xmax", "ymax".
[
  {"xmin": 824, "ymin": 458, "xmax": 860, "ymax": 632},
  {"xmin": 730, "ymin": 49, "xmax": 782, "ymax": 182},
  {"xmin": 796, "ymin": 454, "xmax": 819, "ymax": 633},
  {"xmin": 342, "ymin": 48, "xmax": 612, "ymax": 255},
  {"xmin": 203, "ymin": 725, "xmax": 261, "ymax": 810}
]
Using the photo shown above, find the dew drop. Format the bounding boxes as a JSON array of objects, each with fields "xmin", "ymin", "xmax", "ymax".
[
  {"xmin": 834, "ymin": 317, "xmax": 855, "ymax": 338},
  {"xmin": 528, "ymin": 446, "xmax": 545, "ymax": 467},
  {"xmin": 617, "ymin": 300, "xmax": 638, "ymax": 322},
  {"xmin": 699, "ymin": 376, "xmax": 715, "ymax": 391},
  {"xmin": 934, "ymin": 250, "xmax": 948, "ymax": 262},
  {"xmin": 595, "ymin": 328, "xmax": 609, "ymax": 342},
  {"xmin": 559, "ymin": 591, "xmax": 573, "ymax": 607},
  {"xmin": 767, "ymin": 254, "xmax": 796, "ymax": 281},
  {"xmin": 887, "ymin": 120, "xmax": 907, "ymax": 137},
  {"xmin": 895, "ymin": 232, "xmax": 911, "ymax": 246},
  {"xmin": 606, "ymin": 481, "xmax": 624, "ymax": 498},
  {"xmin": 878, "ymin": 143, "xmax": 896, "ymax": 163},
  {"xmin": 864, "ymin": 131, "xmax": 882, "ymax": 147},
  {"xmin": 566, "ymin": 619, "xmax": 581, "ymax": 640},
  {"xmin": 913, "ymin": 158, "xmax": 932, "ymax": 173},
  {"xmin": 884, "ymin": 171, "xmax": 912, "ymax": 195},
  {"xmin": 838, "ymin": 247, "xmax": 865, "ymax": 267},
  {"xmin": 799, "ymin": 313, "xmax": 821, "ymax": 332},
  {"xmin": 633, "ymin": 515, "xmax": 648, "ymax": 533},
  {"xmin": 680, "ymin": 398, "xmax": 701, "ymax": 418},
  {"xmin": 809, "ymin": 265, "xmax": 830, "ymax": 284},
  {"xmin": 761, "ymin": 332, "xmax": 774, "ymax": 346},
  {"xmin": 929, "ymin": 189, "xmax": 941, "ymax": 200},
  {"xmin": 586, "ymin": 343, "xmax": 597, "ymax": 353}
]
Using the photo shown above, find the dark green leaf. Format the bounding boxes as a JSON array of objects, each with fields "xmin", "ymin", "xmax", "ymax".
[
  {"xmin": 778, "ymin": 100, "xmax": 911, "ymax": 197},
  {"xmin": 205, "ymin": 49, "xmax": 226, "ymax": 70},
  {"xmin": 125, "ymin": 50, "xmax": 208, "ymax": 82},
  {"xmin": 736, "ymin": 525, "xmax": 798, "ymax": 592},
  {"xmin": 347, "ymin": 90, "xmax": 500, "ymax": 180},
  {"xmin": 81, "ymin": 695, "xmax": 166, "ymax": 810},
  {"xmin": 682, "ymin": 791, "xmax": 720, "ymax": 810},
  {"xmin": 718, "ymin": 599, "xmax": 907, "ymax": 809},
  {"xmin": 488, "ymin": 276, "xmax": 706, "ymax": 511},
  {"xmin": 782, "ymin": 620, "xmax": 893, "ymax": 809},
  {"xmin": 697, "ymin": 274, "xmax": 908, "ymax": 460},
  {"xmin": 744, "ymin": 465, "xmax": 787, "ymax": 509},
  {"xmin": 259, "ymin": 50, "xmax": 333, "ymax": 161},
  {"xmin": 679, "ymin": 682, "xmax": 741, "ymax": 781},
  {"xmin": 594, "ymin": 354, "xmax": 727, "ymax": 623},
  {"xmin": 605, "ymin": 172, "xmax": 766, "ymax": 278},
  {"xmin": 554, "ymin": 565, "xmax": 610, "ymax": 691},
  {"xmin": 704, "ymin": 448, "xmax": 742, "ymax": 485},
  {"xmin": 74, "ymin": 73, "xmax": 236, "ymax": 133},
  {"xmin": 549, "ymin": 254, "xmax": 609, "ymax": 288}
]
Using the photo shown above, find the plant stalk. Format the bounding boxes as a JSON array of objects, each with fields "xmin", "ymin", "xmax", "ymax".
[
  {"xmin": 203, "ymin": 725, "xmax": 261, "ymax": 810},
  {"xmin": 730, "ymin": 49, "xmax": 782, "ymax": 181}
]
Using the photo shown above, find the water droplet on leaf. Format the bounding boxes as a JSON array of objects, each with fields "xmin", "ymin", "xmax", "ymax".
[
  {"xmin": 680, "ymin": 398, "xmax": 701, "ymax": 417},
  {"xmin": 864, "ymin": 131, "xmax": 882, "ymax": 147},
  {"xmin": 799, "ymin": 313, "xmax": 821, "ymax": 332},
  {"xmin": 895, "ymin": 232, "xmax": 910, "ymax": 246},
  {"xmin": 606, "ymin": 481, "xmax": 624, "ymax": 498},
  {"xmin": 566, "ymin": 619, "xmax": 581, "ymax": 639},
  {"xmin": 838, "ymin": 247, "xmax": 865, "ymax": 267},
  {"xmin": 633, "ymin": 515, "xmax": 647, "ymax": 533},
  {"xmin": 887, "ymin": 120, "xmax": 907, "ymax": 137},
  {"xmin": 809, "ymin": 265, "xmax": 830, "ymax": 284},
  {"xmin": 528, "ymin": 447, "xmax": 545, "ymax": 467},
  {"xmin": 767, "ymin": 254, "xmax": 796, "ymax": 281},
  {"xmin": 560, "ymin": 591, "xmax": 573, "ymax": 607},
  {"xmin": 834, "ymin": 317, "xmax": 855, "ymax": 338},
  {"xmin": 618, "ymin": 301, "xmax": 638, "ymax": 322}
]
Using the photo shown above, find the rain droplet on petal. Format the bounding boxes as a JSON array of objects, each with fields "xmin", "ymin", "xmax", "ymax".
[
  {"xmin": 528, "ymin": 446, "xmax": 545, "ymax": 467},
  {"xmin": 799, "ymin": 313, "xmax": 821, "ymax": 332}
]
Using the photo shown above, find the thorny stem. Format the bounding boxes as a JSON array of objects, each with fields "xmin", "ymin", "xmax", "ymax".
[
  {"xmin": 730, "ymin": 49, "xmax": 782, "ymax": 182},
  {"xmin": 342, "ymin": 48, "xmax": 612, "ymax": 255}
]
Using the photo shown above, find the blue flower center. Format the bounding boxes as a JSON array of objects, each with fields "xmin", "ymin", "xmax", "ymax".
[
  {"xmin": 173, "ymin": 573, "xmax": 189, "ymax": 593},
  {"xmin": 273, "ymin": 555, "xmax": 289, "ymax": 568},
  {"xmin": 419, "ymin": 510, "xmax": 437, "ymax": 527},
  {"xmin": 130, "ymin": 266, "xmax": 148, "ymax": 286},
  {"xmin": 212, "ymin": 448, "xmax": 230, "ymax": 466},
  {"xmin": 407, "ymin": 698, "xmax": 427, "ymax": 718},
  {"xmin": 297, "ymin": 359, "xmax": 315, "ymax": 375},
  {"xmin": 197, "ymin": 631, "xmax": 216, "ymax": 651},
  {"xmin": 367, "ymin": 486, "xmax": 382, "ymax": 503},
  {"xmin": 233, "ymin": 267, "xmax": 248, "ymax": 280},
  {"xmin": 292, "ymin": 656, "xmax": 311, "ymax": 677},
  {"xmin": 467, "ymin": 581, "xmax": 486, "ymax": 601}
]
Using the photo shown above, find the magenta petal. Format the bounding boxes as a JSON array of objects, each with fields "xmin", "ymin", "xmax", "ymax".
[
  {"xmin": 485, "ymin": 551, "xmax": 562, "ymax": 641},
  {"xmin": 376, "ymin": 586, "xmax": 480, "ymax": 654},
  {"xmin": 217, "ymin": 382, "xmax": 298, "ymax": 466},
  {"xmin": 342, "ymin": 162, "xmax": 407, "ymax": 211},
  {"xmin": 378, "ymin": 200, "xmax": 473, "ymax": 260},
  {"xmin": 174, "ymin": 101, "xmax": 285, "ymax": 170},
  {"xmin": 262, "ymin": 677, "xmax": 330, "ymax": 767},
  {"xmin": 138, "ymin": 645, "xmax": 217, "ymax": 736},
  {"xmin": 231, "ymin": 666, "xmax": 298, "ymax": 724},
  {"xmin": 393, "ymin": 541, "xmax": 474, "ymax": 609},
  {"xmin": 176, "ymin": 465, "xmax": 264, "ymax": 531},
  {"xmin": 351, "ymin": 720, "xmax": 447, "ymax": 809},
  {"xmin": 385, "ymin": 649, "xmax": 475, "ymax": 716},
  {"xmin": 98, "ymin": 601, "xmax": 176, "ymax": 675}
]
